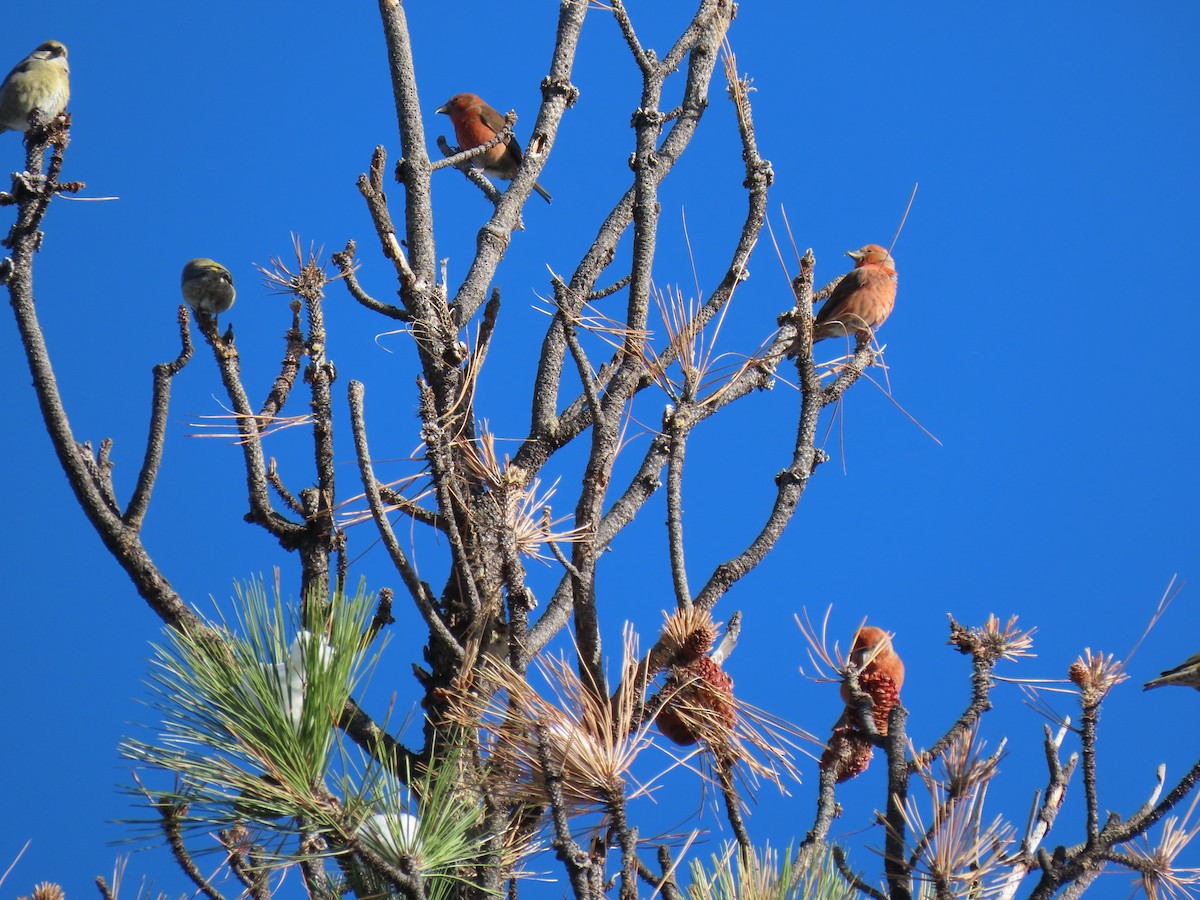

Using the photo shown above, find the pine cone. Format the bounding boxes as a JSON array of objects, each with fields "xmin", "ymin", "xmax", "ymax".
[
  {"xmin": 860, "ymin": 670, "xmax": 901, "ymax": 735},
  {"xmin": 820, "ymin": 724, "xmax": 874, "ymax": 783},
  {"xmin": 656, "ymin": 655, "xmax": 736, "ymax": 746}
]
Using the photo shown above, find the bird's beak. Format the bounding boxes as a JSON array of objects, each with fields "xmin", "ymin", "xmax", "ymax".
[
  {"xmin": 435, "ymin": 103, "xmax": 449, "ymax": 115},
  {"xmin": 845, "ymin": 249, "xmax": 864, "ymax": 261}
]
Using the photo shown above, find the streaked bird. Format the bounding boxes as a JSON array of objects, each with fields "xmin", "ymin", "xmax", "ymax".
[
  {"xmin": 437, "ymin": 92, "xmax": 552, "ymax": 203},
  {"xmin": 0, "ymin": 41, "xmax": 70, "ymax": 134},
  {"xmin": 181, "ymin": 258, "xmax": 236, "ymax": 316},
  {"xmin": 1144, "ymin": 652, "xmax": 1200, "ymax": 692}
]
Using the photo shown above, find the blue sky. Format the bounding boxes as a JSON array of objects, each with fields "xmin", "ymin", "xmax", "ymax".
[{"xmin": 3, "ymin": 2, "xmax": 1199, "ymax": 896}]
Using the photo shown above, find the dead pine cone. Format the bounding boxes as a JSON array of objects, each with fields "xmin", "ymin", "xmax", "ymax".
[
  {"xmin": 656, "ymin": 655, "xmax": 736, "ymax": 747},
  {"xmin": 820, "ymin": 724, "xmax": 875, "ymax": 783},
  {"xmin": 658, "ymin": 606, "xmax": 720, "ymax": 667},
  {"xmin": 859, "ymin": 670, "xmax": 902, "ymax": 735}
]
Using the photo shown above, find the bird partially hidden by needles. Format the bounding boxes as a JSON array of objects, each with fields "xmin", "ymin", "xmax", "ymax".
[
  {"xmin": 437, "ymin": 92, "xmax": 552, "ymax": 203},
  {"xmin": 0, "ymin": 40, "xmax": 70, "ymax": 134},
  {"xmin": 839, "ymin": 625, "xmax": 906, "ymax": 716},
  {"xmin": 821, "ymin": 624, "xmax": 905, "ymax": 783},
  {"xmin": 800, "ymin": 243, "xmax": 897, "ymax": 351},
  {"xmin": 181, "ymin": 259, "xmax": 236, "ymax": 317},
  {"xmin": 1144, "ymin": 652, "xmax": 1200, "ymax": 692}
]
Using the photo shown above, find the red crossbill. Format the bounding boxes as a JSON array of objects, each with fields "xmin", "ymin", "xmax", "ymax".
[
  {"xmin": 813, "ymin": 244, "xmax": 898, "ymax": 343},
  {"xmin": 1144, "ymin": 652, "xmax": 1200, "ymax": 691},
  {"xmin": 840, "ymin": 625, "xmax": 905, "ymax": 704},
  {"xmin": 437, "ymin": 92, "xmax": 551, "ymax": 203},
  {"xmin": 822, "ymin": 625, "xmax": 905, "ymax": 781}
]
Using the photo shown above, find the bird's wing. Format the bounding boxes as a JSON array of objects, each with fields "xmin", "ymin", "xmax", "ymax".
[
  {"xmin": 1159, "ymin": 651, "xmax": 1200, "ymax": 677},
  {"xmin": 480, "ymin": 103, "xmax": 527, "ymax": 168},
  {"xmin": 814, "ymin": 269, "xmax": 868, "ymax": 325},
  {"xmin": 3, "ymin": 58, "xmax": 37, "ymax": 84},
  {"xmin": 476, "ymin": 103, "xmax": 509, "ymax": 136}
]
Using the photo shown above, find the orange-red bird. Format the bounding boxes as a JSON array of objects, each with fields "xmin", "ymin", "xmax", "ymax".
[
  {"xmin": 813, "ymin": 244, "xmax": 897, "ymax": 343},
  {"xmin": 437, "ymin": 92, "xmax": 551, "ymax": 203},
  {"xmin": 840, "ymin": 625, "xmax": 905, "ymax": 705},
  {"xmin": 825, "ymin": 625, "xmax": 904, "ymax": 778}
]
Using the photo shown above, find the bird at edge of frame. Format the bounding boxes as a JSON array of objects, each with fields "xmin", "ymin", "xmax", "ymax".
[
  {"xmin": 1144, "ymin": 652, "xmax": 1200, "ymax": 692},
  {"xmin": 181, "ymin": 259, "xmax": 236, "ymax": 318},
  {"xmin": 0, "ymin": 41, "xmax": 70, "ymax": 134},
  {"xmin": 437, "ymin": 92, "xmax": 552, "ymax": 204}
]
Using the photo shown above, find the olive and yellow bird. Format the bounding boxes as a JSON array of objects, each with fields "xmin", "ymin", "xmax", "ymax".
[
  {"xmin": 181, "ymin": 259, "xmax": 236, "ymax": 317},
  {"xmin": 0, "ymin": 41, "xmax": 70, "ymax": 134}
]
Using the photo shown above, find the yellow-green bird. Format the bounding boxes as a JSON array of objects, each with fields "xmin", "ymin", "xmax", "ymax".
[
  {"xmin": 181, "ymin": 259, "xmax": 236, "ymax": 316},
  {"xmin": 0, "ymin": 41, "xmax": 70, "ymax": 134},
  {"xmin": 1144, "ymin": 652, "xmax": 1200, "ymax": 691}
]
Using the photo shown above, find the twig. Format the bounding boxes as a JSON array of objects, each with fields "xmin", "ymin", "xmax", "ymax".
[
  {"xmin": 124, "ymin": 304, "xmax": 194, "ymax": 530},
  {"xmin": 333, "ymin": 240, "xmax": 410, "ymax": 321},
  {"xmin": 348, "ymin": 380, "xmax": 460, "ymax": 659},
  {"xmin": 160, "ymin": 800, "xmax": 224, "ymax": 900}
]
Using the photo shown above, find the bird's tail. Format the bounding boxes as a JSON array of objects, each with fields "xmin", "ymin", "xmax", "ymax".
[
  {"xmin": 533, "ymin": 181, "xmax": 552, "ymax": 204},
  {"xmin": 1144, "ymin": 670, "xmax": 1185, "ymax": 690}
]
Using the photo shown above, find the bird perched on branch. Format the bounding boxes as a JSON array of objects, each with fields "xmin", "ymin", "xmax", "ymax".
[
  {"xmin": 821, "ymin": 624, "xmax": 905, "ymax": 782},
  {"xmin": 437, "ymin": 92, "xmax": 552, "ymax": 203},
  {"xmin": 181, "ymin": 259, "xmax": 236, "ymax": 317},
  {"xmin": 812, "ymin": 243, "xmax": 898, "ymax": 343},
  {"xmin": 840, "ymin": 625, "xmax": 905, "ymax": 712},
  {"xmin": 1144, "ymin": 652, "xmax": 1200, "ymax": 692},
  {"xmin": 0, "ymin": 41, "xmax": 70, "ymax": 134}
]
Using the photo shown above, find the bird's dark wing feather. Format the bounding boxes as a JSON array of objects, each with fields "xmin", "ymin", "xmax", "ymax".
[
  {"xmin": 477, "ymin": 103, "xmax": 508, "ymax": 136},
  {"xmin": 1160, "ymin": 652, "xmax": 1200, "ymax": 677},
  {"xmin": 3, "ymin": 58, "xmax": 36, "ymax": 83},
  {"xmin": 814, "ymin": 269, "xmax": 867, "ymax": 326}
]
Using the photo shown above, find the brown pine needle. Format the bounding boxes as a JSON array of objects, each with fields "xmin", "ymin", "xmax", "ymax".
[{"xmin": 889, "ymin": 183, "xmax": 918, "ymax": 255}]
